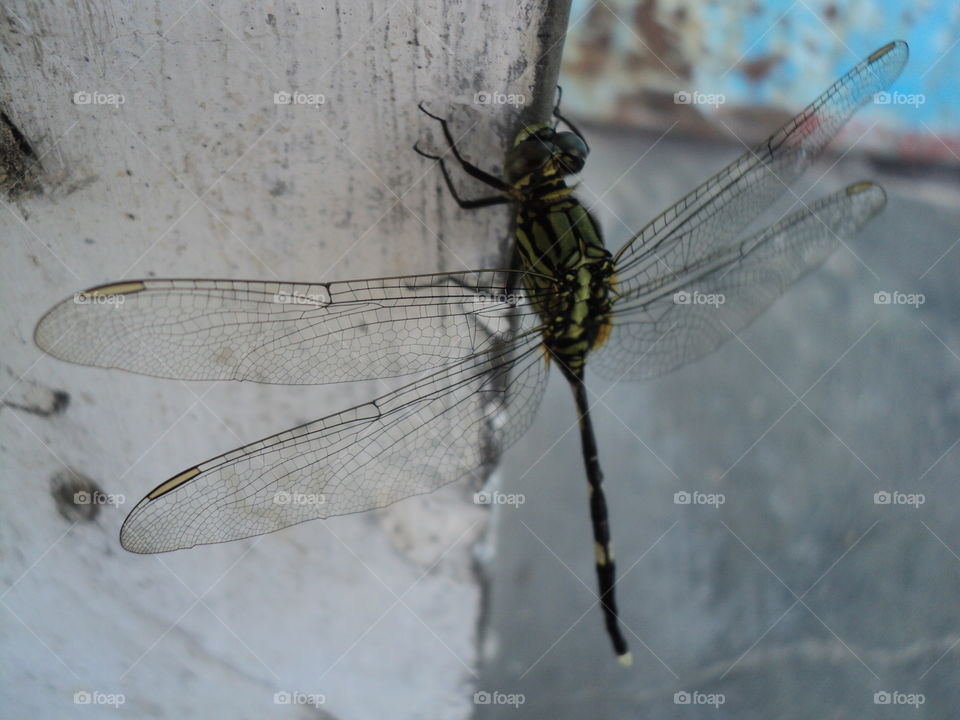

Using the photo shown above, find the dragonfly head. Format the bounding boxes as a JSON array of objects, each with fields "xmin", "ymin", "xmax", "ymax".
[{"xmin": 505, "ymin": 122, "xmax": 589, "ymax": 184}]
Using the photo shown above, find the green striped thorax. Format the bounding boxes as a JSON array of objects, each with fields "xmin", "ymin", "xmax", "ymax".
[{"xmin": 506, "ymin": 122, "xmax": 616, "ymax": 379}]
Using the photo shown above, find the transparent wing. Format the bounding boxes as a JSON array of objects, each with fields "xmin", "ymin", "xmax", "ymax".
[
  {"xmin": 611, "ymin": 41, "xmax": 907, "ymax": 287},
  {"xmin": 35, "ymin": 272, "xmax": 548, "ymax": 384},
  {"xmin": 119, "ymin": 331, "xmax": 548, "ymax": 553},
  {"xmin": 592, "ymin": 182, "xmax": 885, "ymax": 381}
]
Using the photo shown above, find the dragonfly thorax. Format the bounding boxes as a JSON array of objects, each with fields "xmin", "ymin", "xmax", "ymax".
[{"xmin": 514, "ymin": 189, "xmax": 616, "ymax": 378}]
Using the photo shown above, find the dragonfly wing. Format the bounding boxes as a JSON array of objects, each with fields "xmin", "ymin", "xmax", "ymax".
[
  {"xmin": 592, "ymin": 182, "xmax": 885, "ymax": 381},
  {"xmin": 611, "ymin": 41, "xmax": 907, "ymax": 290},
  {"xmin": 119, "ymin": 331, "xmax": 548, "ymax": 553},
  {"xmin": 35, "ymin": 272, "xmax": 545, "ymax": 384}
]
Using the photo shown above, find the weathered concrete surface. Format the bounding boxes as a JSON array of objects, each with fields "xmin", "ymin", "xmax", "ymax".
[{"xmin": 0, "ymin": 1, "xmax": 569, "ymax": 718}]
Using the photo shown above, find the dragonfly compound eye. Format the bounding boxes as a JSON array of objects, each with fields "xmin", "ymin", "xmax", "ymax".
[
  {"xmin": 504, "ymin": 141, "xmax": 553, "ymax": 183},
  {"xmin": 554, "ymin": 132, "xmax": 588, "ymax": 174}
]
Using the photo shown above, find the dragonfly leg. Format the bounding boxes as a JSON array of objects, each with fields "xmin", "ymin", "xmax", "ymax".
[
  {"xmin": 569, "ymin": 372, "xmax": 631, "ymax": 665},
  {"xmin": 505, "ymin": 242, "xmax": 523, "ymax": 296},
  {"xmin": 416, "ymin": 102, "xmax": 514, "ymax": 193},
  {"xmin": 414, "ymin": 142, "xmax": 510, "ymax": 209}
]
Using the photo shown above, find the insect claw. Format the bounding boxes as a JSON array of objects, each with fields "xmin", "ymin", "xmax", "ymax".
[
  {"xmin": 412, "ymin": 141, "xmax": 440, "ymax": 161},
  {"xmin": 416, "ymin": 101, "xmax": 444, "ymax": 123}
]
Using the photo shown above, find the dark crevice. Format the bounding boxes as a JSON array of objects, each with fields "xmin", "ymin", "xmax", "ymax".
[
  {"xmin": 3, "ymin": 390, "xmax": 70, "ymax": 417},
  {"xmin": 0, "ymin": 110, "xmax": 42, "ymax": 197}
]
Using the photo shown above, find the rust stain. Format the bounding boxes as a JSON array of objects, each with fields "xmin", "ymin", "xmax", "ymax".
[
  {"xmin": 633, "ymin": 0, "xmax": 690, "ymax": 79},
  {"xmin": 739, "ymin": 54, "xmax": 782, "ymax": 83}
]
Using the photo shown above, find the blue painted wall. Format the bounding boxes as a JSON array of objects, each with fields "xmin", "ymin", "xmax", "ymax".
[{"xmin": 561, "ymin": 0, "xmax": 958, "ymax": 162}]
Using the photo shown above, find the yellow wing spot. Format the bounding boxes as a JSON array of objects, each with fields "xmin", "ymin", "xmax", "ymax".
[
  {"xmin": 148, "ymin": 467, "xmax": 201, "ymax": 500},
  {"xmin": 846, "ymin": 181, "xmax": 874, "ymax": 195},
  {"xmin": 86, "ymin": 281, "xmax": 146, "ymax": 297},
  {"xmin": 868, "ymin": 41, "xmax": 896, "ymax": 62},
  {"xmin": 618, "ymin": 652, "xmax": 633, "ymax": 667}
]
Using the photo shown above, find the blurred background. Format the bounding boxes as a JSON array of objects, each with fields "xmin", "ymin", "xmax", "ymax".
[{"xmin": 560, "ymin": 0, "xmax": 958, "ymax": 162}]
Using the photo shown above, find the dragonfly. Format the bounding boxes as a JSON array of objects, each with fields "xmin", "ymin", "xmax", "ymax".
[{"xmin": 34, "ymin": 41, "xmax": 907, "ymax": 666}]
